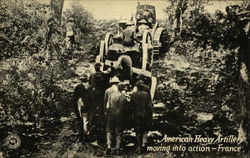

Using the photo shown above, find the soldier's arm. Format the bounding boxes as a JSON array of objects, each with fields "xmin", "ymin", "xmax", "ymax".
[
  {"xmin": 147, "ymin": 94, "xmax": 153, "ymax": 115},
  {"xmin": 129, "ymin": 93, "xmax": 136, "ymax": 114},
  {"xmin": 104, "ymin": 90, "xmax": 109, "ymax": 109},
  {"xmin": 88, "ymin": 74, "xmax": 93, "ymax": 85}
]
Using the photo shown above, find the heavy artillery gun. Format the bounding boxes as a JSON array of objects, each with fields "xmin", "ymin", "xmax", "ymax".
[
  {"xmin": 95, "ymin": 3, "xmax": 169, "ymax": 100},
  {"xmin": 96, "ymin": 32, "xmax": 157, "ymax": 100}
]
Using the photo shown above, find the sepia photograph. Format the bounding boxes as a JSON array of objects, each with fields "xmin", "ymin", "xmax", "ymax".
[{"xmin": 0, "ymin": 0, "xmax": 249, "ymax": 157}]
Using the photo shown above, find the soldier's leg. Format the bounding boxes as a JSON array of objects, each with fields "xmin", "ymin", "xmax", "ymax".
[
  {"xmin": 82, "ymin": 113, "xmax": 88, "ymax": 135},
  {"xmin": 96, "ymin": 113, "xmax": 106, "ymax": 145},
  {"xmin": 107, "ymin": 132, "xmax": 112, "ymax": 148},
  {"xmin": 115, "ymin": 134, "xmax": 122, "ymax": 150},
  {"xmin": 135, "ymin": 132, "xmax": 142, "ymax": 153},
  {"xmin": 142, "ymin": 117, "xmax": 150, "ymax": 147},
  {"xmin": 135, "ymin": 117, "xmax": 143, "ymax": 153},
  {"xmin": 106, "ymin": 116, "xmax": 114, "ymax": 155},
  {"xmin": 115, "ymin": 129, "xmax": 122, "ymax": 150},
  {"xmin": 106, "ymin": 117, "xmax": 113, "ymax": 148},
  {"xmin": 75, "ymin": 117, "xmax": 84, "ymax": 141},
  {"xmin": 115, "ymin": 125, "xmax": 123, "ymax": 155},
  {"xmin": 142, "ymin": 132, "xmax": 148, "ymax": 147}
]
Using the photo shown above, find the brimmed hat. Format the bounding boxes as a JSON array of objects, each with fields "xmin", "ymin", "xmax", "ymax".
[
  {"xmin": 110, "ymin": 76, "xmax": 120, "ymax": 83},
  {"xmin": 123, "ymin": 80, "xmax": 130, "ymax": 85},
  {"xmin": 117, "ymin": 82, "xmax": 125, "ymax": 91},
  {"xmin": 94, "ymin": 62, "xmax": 102, "ymax": 69},
  {"xmin": 80, "ymin": 74, "xmax": 88, "ymax": 82},
  {"xmin": 136, "ymin": 80, "xmax": 145, "ymax": 87},
  {"xmin": 137, "ymin": 19, "xmax": 147, "ymax": 24},
  {"xmin": 126, "ymin": 21, "xmax": 134, "ymax": 25}
]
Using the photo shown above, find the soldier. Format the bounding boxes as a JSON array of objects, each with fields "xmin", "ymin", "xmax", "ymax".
[
  {"xmin": 137, "ymin": 19, "xmax": 150, "ymax": 34},
  {"xmin": 142, "ymin": 9, "xmax": 153, "ymax": 27},
  {"xmin": 88, "ymin": 62, "xmax": 110, "ymax": 144},
  {"xmin": 106, "ymin": 83, "xmax": 127, "ymax": 155},
  {"xmin": 116, "ymin": 55, "xmax": 133, "ymax": 82},
  {"xmin": 132, "ymin": 75, "xmax": 150, "ymax": 95},
  {"xmin": 122, "ymin": 21, "xmax": 137, "ymax": 47},
  {"xmin": 104, "ymin": 76, "xmax": 120, "ymax": 111},
  {"xmin": 65, "ymin": 17, "xmax": 76, "ymax": 50},
  {"xmin": 130, "ymin": 80, "xmax": 153, "ymax": 154},
  {"xmin": 73, "ymin": 74, "xmax": 90, "ymax": 141}
]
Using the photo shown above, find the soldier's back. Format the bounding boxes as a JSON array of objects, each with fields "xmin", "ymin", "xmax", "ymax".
[{"xmin": 109, "ymin": 92, "xmax": 126, "ymax": 115}]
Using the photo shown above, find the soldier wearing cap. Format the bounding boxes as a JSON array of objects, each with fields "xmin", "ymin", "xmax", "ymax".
[
  {"xmin": 130, "ymin": 80, "xmax": 153, "ymax": 154},
  {"xmin": 73, "ymin": 74, "xmax": 90, "ymax": 141},
  {"xmin": 88, "ymin": 62, "xmax": 110, "ymax": 144},
  {"xmin": 104, "ymin": 76, "xmax": 120, "ymax": 111},
  {"xmin": 105, "ymin": 82, "xmax": 127, "ymax": 155},
  {"xmin": 132, "ymin": 75, "xmax": 150, "ymax": 94},
  {"xmin": 142, "ymin": 9, "xmax": 153, "ymax": 26}
]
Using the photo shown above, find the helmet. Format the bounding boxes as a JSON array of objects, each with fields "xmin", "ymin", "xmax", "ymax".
[
  {"xmin": 94, "ymin": 62, "xmax": 102, "ymax": 69},
  {"xmin": 110, "ymin": 76, "xmax": 120, "ymax": 83}
]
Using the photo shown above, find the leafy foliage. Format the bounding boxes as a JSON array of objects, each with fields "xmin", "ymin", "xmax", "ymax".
[
  {"xmin": 0, "ymin": 1, "xmax": 51, "ymax": 59},
  {"xmin": 0, "ymin": 1, "xmax": 96, "ymax": 132}
]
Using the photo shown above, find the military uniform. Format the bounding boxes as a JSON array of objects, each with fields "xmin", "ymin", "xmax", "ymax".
[
  {"xmin": 116, "ymin": 55, "xmax": 133, "ymax": 82},
  {"xmin": 130, "ymin": 80, "xmax": 153, "ymax": 153},
  {"xmin": 142, "ymin": 9, "xmax": 153, "ymax": 26},
  {"xmin": 88, "ymin": 63, "xmax": 110, "ymax": 144},
  {"xmin": 65, "ymin": 18, "xmax": 75, "ymax": 49},
  {"xmin": 123, "ymin": 21, "xmax": 136, "ymax": 47},
  {"xmin": 104, "ymin": 76, "xmax": 120, "ymax": 110},
  {"xmin": 138, "ymin": 22, "xmax": 150, "ymax": 34},
  {"xmin": 106, "ymin": 83, "xmax": 127, "ymax": 155},
  {"xmin": 73, "ymin": 75, "xmax": 90, "ymax": 141}
]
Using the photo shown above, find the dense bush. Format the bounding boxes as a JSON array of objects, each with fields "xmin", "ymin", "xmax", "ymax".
[
  {"xmin": 0, "ymin": 1, "xmax": 51, "ymax": 59},
  {"xmin": 0, "ymin": 1, "xmax": 96, "ymax": 132}
]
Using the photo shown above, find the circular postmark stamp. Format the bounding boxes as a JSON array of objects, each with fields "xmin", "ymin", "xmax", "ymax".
[{"xmin": 4, "ymin": 133, "xmax": 21, "ymax": 150}]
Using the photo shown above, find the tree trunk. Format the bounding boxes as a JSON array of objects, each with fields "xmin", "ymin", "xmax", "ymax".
[
  {"xmin": 174, "ymin": 0, "xmax": 188, "ymax": 37},
  {"xmin": 50, "ymin": 0, "xmax": 65, "ymax": 21},
  {"xmin": 238, "ymin": 19, "xmax": 250, "ymax": 154}
]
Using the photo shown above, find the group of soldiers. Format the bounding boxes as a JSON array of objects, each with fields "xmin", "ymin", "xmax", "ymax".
[
  {"xmin": 73, "ymin": 62, "xmax": 153, "ymax": 155},
  {"xmin": 115, "ymin": 8, "xmax": 154, "ymax": 47}
]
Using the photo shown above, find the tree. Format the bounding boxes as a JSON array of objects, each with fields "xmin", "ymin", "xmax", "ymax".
[
  {"xmin": 50, "ymin": 0, "xmax": 64, "ymax": 21},
  {"xmin": 166, "ymin": 0, "xmax": 207, "ymax": 39}
]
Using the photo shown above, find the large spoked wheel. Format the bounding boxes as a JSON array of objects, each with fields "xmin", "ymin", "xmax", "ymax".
[
  {"xmin": 142, "ymin": 30, "xmax": 153, "ymax": 70},
  {"xmin": 104, "ymin": 32, "xmax": 113, "ymax": 57},
  {"xmin": 150, "ymin": 76, "xmax": 157, "ymax": 100},
  {"xmin": 96, "ymin": 40, "xmax": 105, "ymax": 63}
]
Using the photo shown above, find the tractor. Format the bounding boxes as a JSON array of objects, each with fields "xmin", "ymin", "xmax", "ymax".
[{"xmin": 134, "ymin": 3, "xmax": 168, "ymax": 58}]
